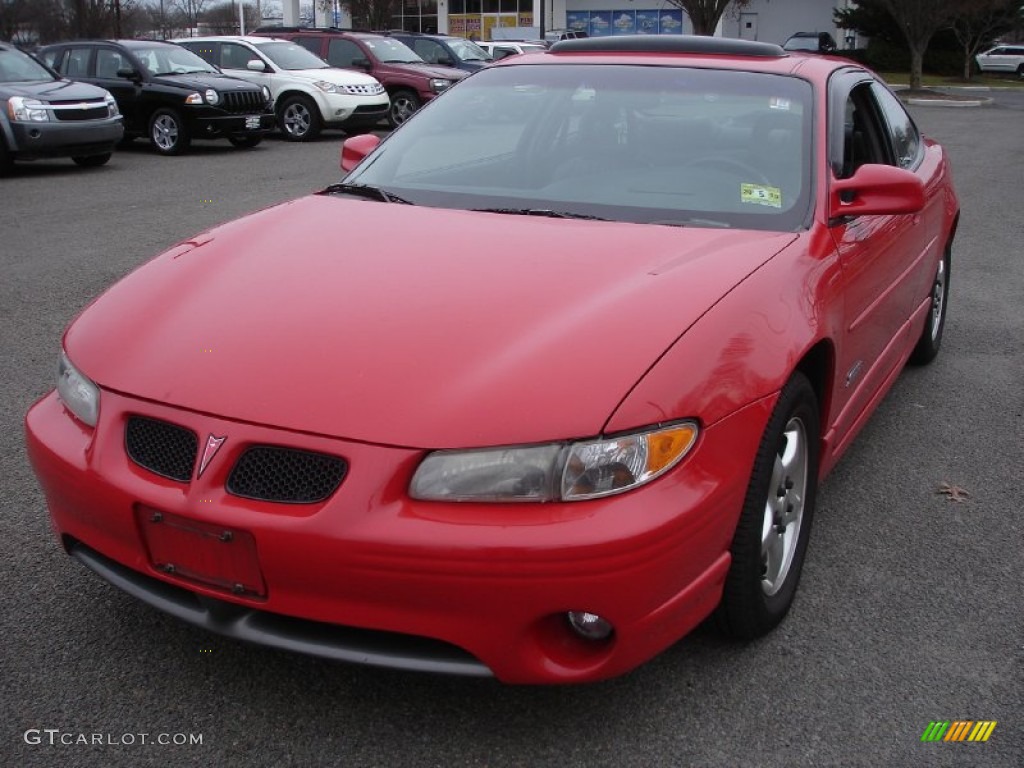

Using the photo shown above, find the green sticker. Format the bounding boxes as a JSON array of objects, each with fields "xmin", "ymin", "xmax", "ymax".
[{"xmin": 741, "ymin": 183, "xmax": 782, "ymax": 208}]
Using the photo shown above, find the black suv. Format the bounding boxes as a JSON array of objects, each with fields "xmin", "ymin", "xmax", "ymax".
[
  {"xmin": 383, "ymin": 32, "xmax": 491, "ymax": 73},
  {"xmin": 36, "ymin": 40, "xmax": 275, "ymax": 155},
  {"xmin": 1, "ymin": 42, "xmax": 122, "ymax": 174},
  {"xmin": 252, "ymin": 27, "xmax": 467, "ymax": 127}
]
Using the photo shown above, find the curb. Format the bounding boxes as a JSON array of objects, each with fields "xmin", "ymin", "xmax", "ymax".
[{"xmin": 904, "ymin": 96, "xmax": 992, "ymax": 107}]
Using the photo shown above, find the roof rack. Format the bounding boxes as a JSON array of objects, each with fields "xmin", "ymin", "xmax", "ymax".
[{"xmin": 550, "ymin": 35, "xmax": 786, "ymax": 57}]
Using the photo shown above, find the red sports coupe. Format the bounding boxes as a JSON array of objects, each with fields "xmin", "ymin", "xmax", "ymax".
[{"xmin": 26, "ymin": 36, "xmax": 959, "ymax": 684}]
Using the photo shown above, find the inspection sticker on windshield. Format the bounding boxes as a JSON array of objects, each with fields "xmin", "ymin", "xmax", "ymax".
[
  {"xmin": 770, "ymin": 97, "xmax": 791, "ymax": 111},
  {"xmin": 741, "ymin": 184, "xmax": 782, "ymax": 208}
]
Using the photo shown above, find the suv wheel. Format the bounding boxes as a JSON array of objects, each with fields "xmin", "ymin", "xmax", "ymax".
[
  {"xmin": 0, "ymin": 137, "xmax": 13, "ymax": 176},
  {"xmin": 149, "ymin": 109, "xmax": 191, "ymax": 155},
  {"xmin": 388, "ymin": 90, "xmax": 421, "ymax": 129},
  {"xmin": 279, "ymin": 95, "xmax": 322, "ymax": 141}
]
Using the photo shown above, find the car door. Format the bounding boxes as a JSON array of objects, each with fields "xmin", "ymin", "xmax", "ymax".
[
  {"xmin": 827, "ymin": 74, "xmax": 930, "ymax": 445},
  {"xmin": 93, "ymin": 45, "xmax": 140, "ymax": 133}
]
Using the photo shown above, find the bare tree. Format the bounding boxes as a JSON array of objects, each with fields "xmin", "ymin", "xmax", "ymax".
[
  {"xmin": 201, "ymin": 1, "xmax": 258, "ymax": 34},
  {"xmin": 171, "ymin": 0, "xmax": 207, "ymax": 34},
  {"xmin": 950, "ymin": 0, "xmax": 1021, "ymax": 79},
  {"xmin": 345, "ymin": 0, "xmax": 397, "ymax": 31},
  {"xmin": 665, "ymin": 0, "xmax": 751, "ymax": 36},
  {"xmin": 874, "ymin": 0, "xmax": 961, "ymax": 90}
]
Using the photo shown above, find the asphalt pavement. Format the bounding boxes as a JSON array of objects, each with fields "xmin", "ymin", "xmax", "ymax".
[{"xmin": 1, "ymin": 97, "xmax": 1021, "ymax": 767}]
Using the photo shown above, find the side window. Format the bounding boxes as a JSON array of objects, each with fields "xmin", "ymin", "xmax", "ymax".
[
  {"xmin": 293, "ymin": 37, "xmax": 323, "ymax": 56},
  {"xmin": 492, "ymin": 46, "xmax": 515, "ymax": 60},
  {"xmin": 95, "ymin": 48, "xmax": 127, "ymax": 79},
  {"xmin": 327, "ymin": 39, "xmax": 363, "ymax": 68},
  {"xmin": 221, "ymin": 43, "xmax": 255, "ymax": 70},
  {"xmin": 186, "ymin": 42, "xmax": 220, "ymax": 68},
  {"xmin": 838, "ymin": 83, "xmax": 889, "ymax": 179},
  {"xmin": 38, "ymin": 48, "xmax": 62, "ymax": 69},
  {"xmin": 65, "ymin": 47, "xmax": 93, "ymax": 77},
  {"xmin": 414, "ymin": 40, "xmax": 445, "ymax": 64},
  {"xmin": 871, "ymin": 83, "xmax": 922, "ymax": 170}
]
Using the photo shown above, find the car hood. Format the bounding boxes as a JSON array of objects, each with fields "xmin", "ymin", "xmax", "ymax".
[
  {"xmin": 2, "ymin": 78, "xmax": 110, "ymax": 100},
  {"xmin": 65, "ymin": 196, "xmax": 796, "ymax": 448},
  {"xmin": 277, "ymin": 67, "xmax": 381, "ymax": 86},
  {"xmin": 151, "ymin": 72, "xmax": 260, "ymax": 92},
  {"xmin": 382, "ymin": 62, "xmax": 467, "ymax": 80}
]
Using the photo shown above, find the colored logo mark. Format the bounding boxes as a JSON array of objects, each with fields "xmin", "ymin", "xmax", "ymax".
[{"xmin": 921, "ymin": 721, "xmax": 997, "ymax": 742}]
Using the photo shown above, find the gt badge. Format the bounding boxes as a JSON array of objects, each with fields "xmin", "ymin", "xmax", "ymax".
[{"xmin": 198, "ymin": 434, "xmax": 227, "ymax": 478}]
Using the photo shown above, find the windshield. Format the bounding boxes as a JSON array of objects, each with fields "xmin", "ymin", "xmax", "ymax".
[
  {"xmin": 0, "ymin": 47, "xmax": 56, "ymax": 83},
  {"xmin": 448, "ymin": 39, "xmax": 490, "ymax": 61},
  {"xmin": 135, "ymin": 45, "xmax": 219, "ymax": 76},
  {"xmin": 255, "ymin": 41, "xmax": 329, "ymax": 70},
  {"xmin": 783, "ymin": 36, "xmax": 820, "ymax": 52},
  {"xmin": 344, "ymin": 64, "xmax": 814, "ymax": 231},
  {"xmin": 364, "ymin": 38, "xmax": 423, "ymax": 64}
]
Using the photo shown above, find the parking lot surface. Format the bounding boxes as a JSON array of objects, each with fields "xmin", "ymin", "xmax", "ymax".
[{"xmin": 2, "ymin": 101, "xmax": 1022, "ymax": 767}]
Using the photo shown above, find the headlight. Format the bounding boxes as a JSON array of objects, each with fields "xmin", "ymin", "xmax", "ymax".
[
  {"xmin": 57, "ymin": 352, "xmax": 99, "ymax": 427},
  {"xmin": 204, "ymin": 89, "xmax": 220, "ymax": 105},
  {"xmin": 313, "ymin": 80, "xmax": 339, "ymax": 94},
  {"xmin": 104, "ymin": 94, "xmax": 120, "ymax": 117},
  {"xmin": 410, "ymin": 421, "xmax": 699, "ymax": 502},
  {"xmin": 185, "ymin": 92, "xmax": 203, "ymax": 105},
  {"xmin": 261, "ymin": 85, "xmax": 272, "ymax": 102},
  {"xmin": 429, "ymin": 78, "xmax": 452, "ymax": 92},
  {"xmin": 7, "ymin": 96, "xmax": 50, "ymax": 122}
]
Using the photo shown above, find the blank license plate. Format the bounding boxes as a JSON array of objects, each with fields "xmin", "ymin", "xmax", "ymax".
[
  {"xmin": 245, "ymin": 116, "xmax": 261, "ymax": 129},
  {"xmin": 136, "ymin": 506, "xmax": 266, "ymax": 598}
]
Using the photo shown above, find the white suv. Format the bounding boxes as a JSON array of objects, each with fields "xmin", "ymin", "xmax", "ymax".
[
  {"xmin": 175, "ymin": 36, "xmax": 389, "ymax": 140},
  {"xmin": 975, "ymin": 45, "xmax": 1024, "ymax": 76}
]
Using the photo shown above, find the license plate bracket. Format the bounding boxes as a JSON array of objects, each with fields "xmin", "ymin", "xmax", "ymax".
[
  {"xmin": 245, "ymin": 115, "xmax": 261, "ymax": 130},
  {"xmin": 136, "ymin": 507, "xmax": 266, "ymax": 598}
]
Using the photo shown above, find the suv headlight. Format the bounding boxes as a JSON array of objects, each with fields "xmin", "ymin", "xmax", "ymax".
[
  {"xmin": 429, "ymin": 78, "xmax": 452, "ymax": 92},
  {"xmin": 7, "ymin": 96, "xmax": 49, "ymax": 122},
  {"xmin": 104, "ymin": 94, "xmax": 120, "ymax": 117},
  {"xmin": 57, "ymin": 352, "xmax": 100, "ymax": 427},
  {"xmin": 313, "ymin": 80, "xmax": 340, "ymax": 94},
  {"xmin": 261, "ymin": 85, "xmax": 272, "ymax": 102},
  {"xmin": 185, "ymin": 91, "xmax": 203, "ymax": 105},
  {"xmin": 204, "ymin": 89, "xmax": 220, "ymax": 105},
  {"xmin": 410, "ymin": 421, "xmax": 699, "ymax": 502}
]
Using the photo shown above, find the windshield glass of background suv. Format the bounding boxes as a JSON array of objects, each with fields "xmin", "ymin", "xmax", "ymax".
[
  {"xmin": 364, "ymin": 38, "xmax": 423, "ymax": 64},
  {"xmin": 136, "ymin": 45, "xmax": 218, "ymax": 76},
  {"xmin": 256, "ymin": 42, "xmax": 329, "ymax": 70},
  {"xmin": 448, "ymin": 39, "xmax": 490, "ymax": 61},
  {"xmin": 345, "ymin": 64, "xmax": 814, "ymax": 231},
  {"xmin": 0, "ymin": 48, "xmax": 55, "ymax": 83}
]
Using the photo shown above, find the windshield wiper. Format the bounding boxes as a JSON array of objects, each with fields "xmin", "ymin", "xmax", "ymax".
[
  {"xmin": 649, "ymin": 218, "xmax": 731, "ymax": 229},
  {"xmin": 472, "ymin": 208, "xmax": 609, "ymax": 221},
  {"xmin": 323, "ymin": 183, "xmax": 413, "ymax": 205}
]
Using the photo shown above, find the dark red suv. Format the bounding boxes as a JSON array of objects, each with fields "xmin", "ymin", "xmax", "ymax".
[{"xmin": 251, "ymin": 28, "xmax": 467, "ymax": 127}]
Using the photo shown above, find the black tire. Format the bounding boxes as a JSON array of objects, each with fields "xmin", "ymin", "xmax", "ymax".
[
  {"xmin": 72, "ymin": 153, "xmax": 112, "ymax": 168},
  {"xmin": 0, "ymin": 137, "xmax": 13, "ymax": 176},
  {"xmin": 278, "ymin": 95, "xmax": 321, "ymax": 141},
  {"xmin": 908, "ymin": 247, "xmax": 950, "ymax": 366},
  {"xmin": 149, "ymin": 108, "xmax": 190, "ymax": 155},
  {"xmin": 388, "ymin": 89, "xmax": 421, "ymax": 129},
  {"xmin": 718, "ymin": 372, "xmax": 820, "ymax": 640},
  {"xmin": 228, "ymin": 135, "xmax": 262, "ymax": 149}
]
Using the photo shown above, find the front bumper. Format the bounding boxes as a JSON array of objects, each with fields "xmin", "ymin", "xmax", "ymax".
[
  {"xmin": 25, "ymin": 389, "xmax": 771, "ymax": 683},
  {"xmin": 320, "ymin": 94, "xmax": 390, "ymax": 130},
  {"xmin": 7, "ymin": 117, "xmax": 123, "ymax": 159},
  {"xmin": 190, "ymin": 109, "xmax": 275, "ymax": 137}
]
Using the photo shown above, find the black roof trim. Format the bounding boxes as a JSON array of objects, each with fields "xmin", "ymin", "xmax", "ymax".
[{"xmin": 550, "ymin": 35, "xmax": 786, "ymax": 57}]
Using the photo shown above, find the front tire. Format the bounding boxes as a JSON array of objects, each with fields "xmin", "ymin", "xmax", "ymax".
[
  {"xmin": 388, "ymin": 89, "xmax": 421, "ymax": 129},
  {"xmin": 908, "ymin": 247, "xmax": 950, "ymax": 366},
  {"xmin": 149, "ymin": 109, "xmax": 190, "ymax": 155},
  {"xmin": 718, "ymin": 372, "xmax": 819, "ymax": 640},
  {"xmin": 278, "ymin": 95, "xmax": 321, "ymax": 141},
  {"xmin": 72, "ymin": 153, "xmax": 112, "ymax": 167},
  {"xmin": 0, "ymin": 137, "xmax": 13, "ymax": 176}
]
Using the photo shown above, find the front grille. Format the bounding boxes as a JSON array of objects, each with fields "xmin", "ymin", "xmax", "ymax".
[
  {"xmin": 347, "ymin": 83, "xmax": 385, "ymax": 96},
  {"xmin": 220, "ymin": 90, "xmax": 265, "ymax": 114},
  {"xmin": 50, "ymin": 100, "xmax": 110, "ymax": 121},
  {"xmin": 227, "ymin": 446, "xmax": 347, "ymax": 504},
  {"xmin": 125, "ymin": 416, "xmax": 198, "ymax": 482}
]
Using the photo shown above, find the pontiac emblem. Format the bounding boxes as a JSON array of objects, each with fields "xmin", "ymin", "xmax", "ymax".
[{"xmin": 198, "ymin": 434, "xmax": 227, "ymax": 478}]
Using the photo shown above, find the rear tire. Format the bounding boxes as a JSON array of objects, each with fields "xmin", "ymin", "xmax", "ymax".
[
  {"xmin": 718, "ymin": 373, "xmax": 819, "ymax": 640},
  {"xmin": 149, "ymin": 109, "xmax": 190, "ymax": 155},
  {"xmin": 72, "ymin": 153, "xmax": 112, "ymax": 167},
  {"xmin": 228, "ymin": 135, "xmax": 262, "ymax": 149},
  {"xmin": 278, "ymin": 95, "xmax": 321, "ymax": 141},
  {"xmin": 908, "ymin": 247, "xmax": 950, "ymax": 366}
]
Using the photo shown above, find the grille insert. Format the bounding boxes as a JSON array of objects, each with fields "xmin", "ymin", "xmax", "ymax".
[
  {"xmin": 125, "ymin": 416, "xmax": 198, "ymax": 482},
  {"xmin": 227, "ymin": 446, "xmax": 347, "ymax": 504},
  {"xmin": 221, "ymin": 90, "xmax": 265, "ymax": 114}
]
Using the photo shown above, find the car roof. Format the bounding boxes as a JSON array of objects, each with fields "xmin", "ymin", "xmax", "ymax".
[{"xmin": 176, "ymin": 35, "xmax": 288, "ymax": 44}]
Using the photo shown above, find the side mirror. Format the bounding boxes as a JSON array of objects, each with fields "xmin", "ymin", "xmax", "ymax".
[
  {"xmin": 116, "ymin": 67, "xmax": 140, "ymax": 81},
  {"xmin": 351, "ymin": 57, "xmax": 371, "ymax": 70},
  {"xmin": 341, "ymin": 133, "xmax": 381, "ymax": 172},
  {"xmin": 247, "ymin": 59, "xmax": 267, "ymax": 72},
  {"xmin": 438, "ymin": 56, "xmax": 455, "ymax": 67},
  {"xmin": 829, "ymin": 164, "xmax": 925, "ymax": 222}
]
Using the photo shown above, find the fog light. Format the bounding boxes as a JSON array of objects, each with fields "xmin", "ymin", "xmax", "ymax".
[{"xmin": 566, "ymin": 611, "xmax": 614, "ymax": 641}]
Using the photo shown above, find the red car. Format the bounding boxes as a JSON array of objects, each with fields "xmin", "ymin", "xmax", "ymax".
[{"xmin": 26, "ymin": 36, "xmax": 959, "ymax": 684}]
